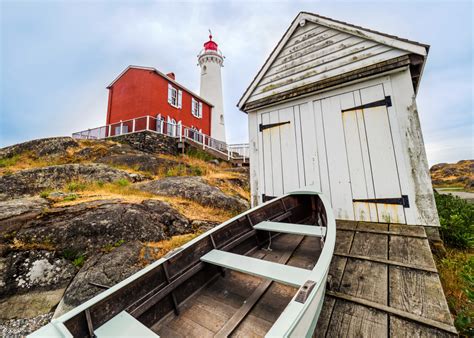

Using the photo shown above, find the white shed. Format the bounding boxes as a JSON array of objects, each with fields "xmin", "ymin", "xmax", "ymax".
[{"xmin": 238, "ymin": 12, "xmax": 439, "ymax": 226}]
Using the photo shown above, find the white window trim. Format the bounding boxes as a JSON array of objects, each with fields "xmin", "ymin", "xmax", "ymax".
[
  {"xmin": 191, "ymin": 98, "xmax": 203, "ymax": 119},
  {"xmin": 168, "ymin": 84, "xmax": 182, "ymax": 109}
]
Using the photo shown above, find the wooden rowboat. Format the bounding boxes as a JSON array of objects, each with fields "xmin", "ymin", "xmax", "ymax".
[{"xmin": 29, "ymin": 191, "xmax": 336, "ymax": 338}]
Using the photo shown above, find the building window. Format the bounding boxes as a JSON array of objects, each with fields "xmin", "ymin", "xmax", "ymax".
[
  {"xmin": 168, "ymin": 84, "xmax": 182, "ymax": 108},
  {"xmin": 192, "ymin": 98, "xmax": 203, "ymax": 118},
  {"xmin": 115, "ymin": 125, "xmax": 129, "ymax": 136}
]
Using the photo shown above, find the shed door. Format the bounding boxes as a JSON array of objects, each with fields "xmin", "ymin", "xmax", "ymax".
[
  {"xmin": 260, "ymin": 108, "xmax": 300, "ymax": 200},
  {"xmin": 342, "ymin": 85, "xmax": 406, "ymax": 224}
]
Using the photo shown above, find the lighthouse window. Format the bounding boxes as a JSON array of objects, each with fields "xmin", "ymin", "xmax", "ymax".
[
  {"xmin": 168, "ymin": 84, "xmax": 182, "ymax": 108},
  {"xmin": 192, "ymin": 98, "xmax": 202, "ymax": 118}
]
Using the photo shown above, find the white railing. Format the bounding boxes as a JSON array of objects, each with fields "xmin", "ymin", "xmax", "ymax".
[{"xmin": 72, "ymin": 115, "xmax": 249, "ymax": 163}]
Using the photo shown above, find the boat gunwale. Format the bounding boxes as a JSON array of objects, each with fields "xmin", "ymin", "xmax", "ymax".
[
  {"xmin": 29, "ymin": 190, "xmax": 329, "ymax": 337},
  {"xmin": 265, "ymin": 193, "xmax": 336, "ymax": 337}
]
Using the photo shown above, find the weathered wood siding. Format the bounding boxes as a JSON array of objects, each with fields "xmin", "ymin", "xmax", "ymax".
[
  {"xmin": 247, "ymin": 21, "xmax": 409, "ymax": 104},
  {"xmin": 248, "ymin": 69, "xmax": 439, "ymax": 226}
]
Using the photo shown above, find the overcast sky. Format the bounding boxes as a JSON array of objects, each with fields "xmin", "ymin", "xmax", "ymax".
[{"xmin": 1, "ymin": 0, "xmax": 472, "ymax": 165}]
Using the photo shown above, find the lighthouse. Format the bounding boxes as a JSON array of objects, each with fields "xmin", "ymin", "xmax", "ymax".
[{"xmin": 198, "ymin": 32, "xmax": 226, "ymax": 143}]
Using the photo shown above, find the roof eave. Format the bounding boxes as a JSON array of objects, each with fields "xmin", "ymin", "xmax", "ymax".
[{"xmin": 106, "ymin": 65, "xmax": 214, "ymax": 107}]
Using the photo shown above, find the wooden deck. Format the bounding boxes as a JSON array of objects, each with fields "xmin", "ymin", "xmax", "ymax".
[
  {"xmin": 152, "ymin": 233, "xmax": 322, "ymax": 337},
  {"xmin": 151, "ymin": 220, "xmax": 456, "ymax": 337},
  {"xmin": 315, "ymin": 220, "xmax": 457, "ymax": 337}
]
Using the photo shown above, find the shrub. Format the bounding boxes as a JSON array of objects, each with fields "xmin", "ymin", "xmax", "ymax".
[
  {"xmin": 435, "ymin": 191, "xmax": 474, "ymax": 249},
  {"xmin": 73, "ymin": 254, "xmax": 86, "ymax": 268},
  {"xmin": 39, "ymin": 190, "xmax": 51, "ymax": 198},
  {"xmin": 66, "ymin": 181, "xmax": 87, "ymax": 192},
  {"xmin": 0, "ymin": 155, "xmax": 20, "ymax": 168},
  {"xmin": 185, "ymin": 147, "xmax": 215, "ymax": 162},
  {"xmin": 115, "ymin": 178, "xmax": 130, "ymax": 187},
  {"xmin": 62, "ymin": 194, "xmax": 78, "ymax": 202}
]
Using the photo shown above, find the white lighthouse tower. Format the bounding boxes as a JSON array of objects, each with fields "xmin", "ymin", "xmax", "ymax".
[{"xmin": 198, "ymin": 32, "xmax": 226, "ymax": 143}]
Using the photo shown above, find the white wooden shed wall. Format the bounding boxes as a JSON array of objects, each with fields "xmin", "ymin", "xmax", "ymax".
[{"xmin": 248, "ymin": 68, "xmax": 438, "ymax": 226}]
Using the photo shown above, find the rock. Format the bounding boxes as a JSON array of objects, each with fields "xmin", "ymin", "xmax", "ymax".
[
  {"xmin": 112, "ymin": 130, "xmax": 178, "ymax": 155},
  {"xmin": 0, "ymin": 137, "xmax": 79, "ymax": 159},
  {"xmin": 13, "ymin": 199, "xmax": 191, "ymax": 254},
  {"xmin": 0, "ymin": 251, "xmax": 75, "ymax": 298},
  {"xmin": 208, "ymin": 159, "xmax": 220, "ymax": 165},
  {"xmin": 0, "ymin": 312, "xmax": 53, "ymax": 337},
  {"xmin": 137, "ymin": 176, "xmax": 249, "ymax": 212},
  {"xmin": 97, "ymin": 153, "xmax": 181, "ymax": 176},
  {"xmin": 191, "ymin": 219, "xmax": 219, "ymax": 232},
  {"xmin": 0, "ymin": 163, "xmax": 144, "ymax": 199},
  {"xmin": 0, "ymin": 197, "xmax": 49, "ymax": 222},
  {"xmin": 0, "ymin": 250, "xmax": 76, "ymax": 319},
  {"xmin": 53, "ymin": 241, "xmax": 143, "ymax": 317}
]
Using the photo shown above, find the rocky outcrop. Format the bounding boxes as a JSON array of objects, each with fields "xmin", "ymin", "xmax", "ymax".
[
  {"xmin": 430, "ymin": 160, "xmax": 474, "ymax": 189},
  {"xmin": 53, "ymin": 241, "xmax": 143, "ymax": 317},
  {"xmin": 0, "ymin": 197, "xmax": 48, "ymax": 222},
  {"xmin": 0, "ymin": 164, "xmax": 143, "ymax": 199},
  {"xmin": 137, "ymin": 176, "xmax": 249, "ymax": 212},
  {"xmin": 97, "ymin": 153, "xmax": 181, "ymax": 176},
  {"xmin": 0, "ymin": 250, "xmax": 76, "ymax": 319},
  {"xmin": 0, "ymin": 137, "xmax": 79, "ymax": 159},
  {"xmin": 12, "ymin": 199, "xmax": 191, "ymax": 255},
  {"xmin": 112, "ymin": 130, "xmax": 178, "ymax": 155}
]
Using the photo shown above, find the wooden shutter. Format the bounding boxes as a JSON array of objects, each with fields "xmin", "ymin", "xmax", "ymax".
[
  {"xmin": 168, "ymin": 84, "xmax": 172, "ymax": 104},
  {"xmin": 178, "ymin": 90, "xmax": 182, "ymax": 108},
  {"xmin": 198, "ymin": 102, "xmax": 203, "ymax": 118}
]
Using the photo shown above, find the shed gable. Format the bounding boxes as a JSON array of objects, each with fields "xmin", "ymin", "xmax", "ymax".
[{"xmin": 239, "ymin": 12, "xmax": 428, "ymax": 111}]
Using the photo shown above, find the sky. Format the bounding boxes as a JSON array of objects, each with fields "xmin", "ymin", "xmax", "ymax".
[{"xmin": 1, "ymin": 0, "xmax": 472, "ymax": 165}]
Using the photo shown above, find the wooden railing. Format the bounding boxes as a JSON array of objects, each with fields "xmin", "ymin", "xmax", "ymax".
[{"xmin": 72, "ymin": 115, "xmax": 249, "ymax": 163}]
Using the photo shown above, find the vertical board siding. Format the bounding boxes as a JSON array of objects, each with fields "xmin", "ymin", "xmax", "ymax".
[
  {"xmin": 278, "ymin": 107, "xmax": 300, "ymax": 193},
  {"xmin": 247, "ymin": 21, "xmax": 409, "ymax": 104}
]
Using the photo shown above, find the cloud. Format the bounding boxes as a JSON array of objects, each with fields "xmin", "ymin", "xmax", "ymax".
[{"xmin": 1, "ymin": 0, "xmax": 472, "ymax": 166}]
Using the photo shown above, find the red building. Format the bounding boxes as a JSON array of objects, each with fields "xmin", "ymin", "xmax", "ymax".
[{"xmin": 105, "ymin": 65, "xmax": 213, "ymax": 137}]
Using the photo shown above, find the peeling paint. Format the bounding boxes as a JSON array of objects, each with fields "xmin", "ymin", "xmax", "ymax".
[{"xmin": 406, "ymin": 96, "xmax": 440, "ymax": 225}]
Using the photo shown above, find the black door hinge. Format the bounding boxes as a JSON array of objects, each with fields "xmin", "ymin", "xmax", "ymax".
[
  {"xmin": 262, "ymin": 194, "xmax": 277, "ymax": 202},
  {"xmin": 353, "ymin": 195, "xmax": 409, "ymax": 208},
  {"xmin": 342, "ymin": 96, "xmax": 392, "ymax": 113},
  {"xmin": 259, "ymin": 121, "xmax": 290, "ymax": 132}
]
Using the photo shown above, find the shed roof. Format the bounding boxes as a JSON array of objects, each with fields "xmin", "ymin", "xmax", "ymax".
[
  {"xmin": 107, "ymin": 65, "xmax": 214, "ymax": 107},
  {"xmin": 238, "ymin": 12, "xmax": 429, "ymax": 111}
]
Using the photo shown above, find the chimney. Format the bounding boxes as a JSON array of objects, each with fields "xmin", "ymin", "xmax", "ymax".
[{"xmin": 166, "ymin": 72, "xmax": 175, "ymax": 80}]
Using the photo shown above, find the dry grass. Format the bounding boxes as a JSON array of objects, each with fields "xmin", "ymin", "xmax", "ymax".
[
  {"xmin": 51, "ymin": 181, "xmax": 235, "ymax": 223},
  {"xmin": 205, "ymin": 171, "xmax": 250, "ymax": 202},
  {"xmin": 10, "ymin": 238, "xmax": 55, "ymax": 251},
  {"xmin": 436, "ymin": 248, "xmax": 474, "ymax": 334},
  {"xmin": 139, "ymin": 232, "xmax": 203, "ymax": 266}
]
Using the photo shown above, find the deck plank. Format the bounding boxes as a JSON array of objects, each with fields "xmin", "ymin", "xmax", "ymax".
[
  {"xmin": 325, "ymin": 299, "xmax": 387, "ymax": 338},
  {"xmin": 389, "ymin": 266, "xmax": 454, "ymax": 325},
  {"xmin": 389, "ymin": 235, "xmax": 436, "ymax": 269},
  {"xmin": 389, "ymin": 316, "xmax": 455, "ymax": 337},
  {"xmin": 349, "ymin": 232, "xmax": 388, "ymax": 259}
]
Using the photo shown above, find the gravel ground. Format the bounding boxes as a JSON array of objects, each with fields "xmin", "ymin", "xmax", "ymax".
[{"xmin": 0, "ymin": 312, "xmax": 53, "ymax": 337}]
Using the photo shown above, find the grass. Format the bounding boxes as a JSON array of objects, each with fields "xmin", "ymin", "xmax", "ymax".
[
  {"xmin": 0, "ymin": 154, "xmax": 20, "ymax": 168},
  {"xmin": 52, "ymin": 180, "xmax": 236, "ymax": 223},
  {"xmin": 103, "ymin": 239, "xmax": 125, "ymax": 252},
  {"xmin": 139, "ymin": 232, "xmax": 203, "ymax": 265},
  {"xmin": 72, "ymin": 254, "xmax": 86, "ymax": 268},
  {"xmin": 436, "ymin": 250, "xmax": 474, "ymax": 336},
  {"xmin": 434, "ymin": 191, "xmax": 474, "ymax": 335}
]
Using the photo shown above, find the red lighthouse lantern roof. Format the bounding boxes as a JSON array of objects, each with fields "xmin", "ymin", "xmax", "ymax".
[{"xmin": 204, "ymin": 34, "xmax": 218, "ymax": 51}]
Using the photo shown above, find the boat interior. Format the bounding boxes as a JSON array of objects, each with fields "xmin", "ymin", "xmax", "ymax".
[{"xmin": 52, "ymin": 193, "xmax": 329, "ymax": 337}]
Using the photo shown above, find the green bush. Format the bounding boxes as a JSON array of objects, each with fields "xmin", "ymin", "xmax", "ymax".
[
  {"xmin": 435, "ymin": 192, "xmax": 474, "ymax": 249},
  {"xmin": 66, "ymin": 181, "xmax": 87, "ymax": 192},
  {"xmin": 115, "ymin": 178, "xmax": 130, "ymax": 187},
  {"xmin": 185, "ymin": 147, "xmax": 216, "ymax": 162},
  {"xmin": 73, "ymin": 254, "xmax": 86, "ymax": 268},
  {"xmin": 0, "ymin": 155, "xmax": 20, "ymax": 168}
]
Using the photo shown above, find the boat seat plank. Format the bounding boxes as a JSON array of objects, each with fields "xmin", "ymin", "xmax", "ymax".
[
  {"xmin": 94, "ymin": 311, "xmax": 159, "ymax": 338},
  {"xmin": 200, "ymin": 249, "xmax": 310, "ymax": 287},
  {"xmin": 254, "ymin": 221, "xmax": 326, "ymax": 237}
]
